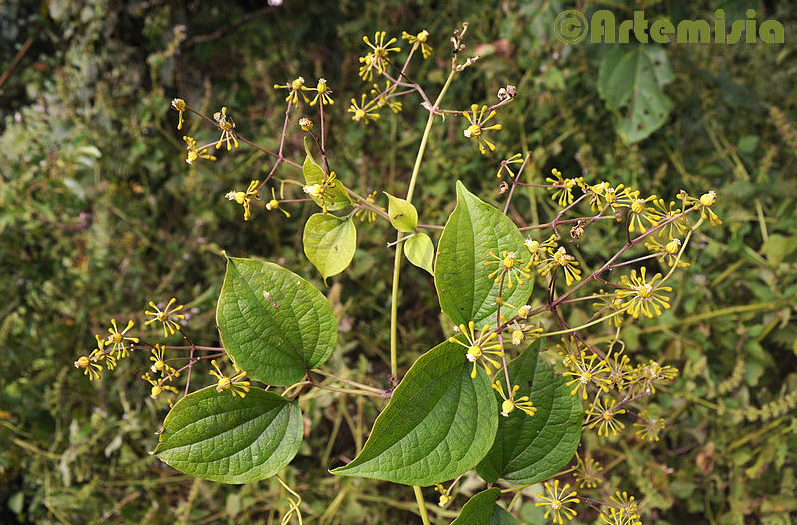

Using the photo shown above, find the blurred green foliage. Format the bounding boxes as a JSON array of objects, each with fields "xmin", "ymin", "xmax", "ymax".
[{"xmin": 1, "ymin": 0, "xmax": 796, "ymax": 523}]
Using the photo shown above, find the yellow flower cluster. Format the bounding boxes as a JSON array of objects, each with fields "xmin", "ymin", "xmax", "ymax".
[
  {"xmin": 274, "ymin": 77, "xmax": 335, "ymax": 107},
  {"xmin": 73, "ymin": 320, "xmax": 140, "ymax": 381}
]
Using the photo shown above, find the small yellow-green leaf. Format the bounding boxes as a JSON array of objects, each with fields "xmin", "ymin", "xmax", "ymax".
[
  {"xmin": 303, "ymin": 213, "xmax": 356, "ymax": 282},
  {"xmin": 384, "ymin": 192, "xmax": 418, "ymax": 232},
  {"xmin": 303, "ymin": 138, "xmax": 352, "ymax": 211},
  {"xmin": 404, "ymin": 233, "xmax": 435, "ymax": 275},
  {"xmin": 154, "ymin": 386, "xmax": 303, "ymax": 484},
  {"xmin": 331, "ymin": 341, "xmax": 498, "ymax": 485}
]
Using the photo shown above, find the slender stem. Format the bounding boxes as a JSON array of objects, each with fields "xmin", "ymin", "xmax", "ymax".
[
  {"xmin": 413, "ymin": 486, "xmax": 431, "ymax": 525},
  {"xmin": 541, "ymin": 309, "xmax": 626, "ymax": 337},
  {"xmin": 608, "ymin": 253, "xmax": 661, "ymax": 269},
  {"xmin": 502, "ymin": 154, "xmax": 531, "ymax": 215},
  {"xmin": 519, "ymin": 215, "xmax": 613, "ymax": 231},
  {"xmin": 588, "ymin": 300, "xmax": 789, "ymax": 345},
  {"xmin": 312, "ymin": 369, "xmax": 390, "ymax": 394},
  {"xmin": 389, "ymin": 68, "xmax": 457, "ymax": 378},
  {"xmin": 550, "ymin": 210, "xmax": 695, "ymax": 307},
  {"xmin": 236, "ymin": 135, "xmax": 301, "ymax": 170},
  {"xmin": 291, "ymin": 381, "xmax": 387, "ymax": 398}
]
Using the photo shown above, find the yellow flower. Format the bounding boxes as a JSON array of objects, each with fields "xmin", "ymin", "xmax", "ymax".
[
  {"xmin": 592, "ymin": 290, "xmax": 625, "ymax": 328},
  {"xmin": 586, "ymin": 396, "xmax": 626, "ymax": 437},
  {"xmin": 265, "ymin": 187, "xmax": 290, "ymax": 218},
  {"xmin": 209, "ymin": 359, "xmax": 251, "ymax": 397},
  {"xmin": 610, "ymin": 491, "xmax": 640, "ymax": 519},
  {"xmin": 556, "ymin": 336, "xmax": 585, "ymax": 369},
  {"xmin": 697, "ymin": 190, "xmax": 722, "ymax": 226},
  {"xmin": 600, "ymin": 508, "xmax": 638, "ymax": 525},
  {"xmin": 631, "ymin": 359, "xmax": 678, "ymax": 395},
  {"xmin": 348, "ymin": 94, "xmax": 381, "ymax": 125},
  {"xmin": 226, "ymin": 179, "xmax": 260, "ymax": 221},
  {"xmin": 653, "ymin": 198, "xmax": 689, "ymax": 239},
  {"xmin": 603, "ymin": 346, "xmax": 632, "ymax": 390},
  {"xmin": 74, "ymin": 354, "xmax": 102, "ymax": 381},
  {"xmin": 144, "ymin": 298, "xmax": 186, "ymax": 337},
  {"xmin": 546, "ymin": 169, "xmax": 578, "ymax": 207},
  {"xmin": 496, "ymin": 153, "xmax": 523, "ymax": 178},
  {"xmin": 183, "ymin": 136, "xmax": 217, "ymax": 165},
  {"xmin": 359, "ymin": 32, "xmax": 401, "ymax": 81},
  {"xmin": 492, "ymin": 380, "xmax": 537, "ymax": 417},
  {"xmin": 149, "ymin": 344, "xmax": 180, "ymax": 380},
  {"xmin": 434, "ymin": 484, "xmax": 453, "ymax": 507},
  {"xmin": 90, "ymin": 335, "xmax": 117, "ymax": 371},
  {"xmin": 213, "ymin": 106, "xmax": 239, "ymax": 151},
  {"xmin": 274, "ymin": 76, "xmax": 311, "ymax": 107},
  {"xmin": 627, "ymin": 195, "xmax": 662, "ymax": 233},
  {"xmin": 355, "ymin": 191, "xmax": 381, "ymax": 223},
  {"xmin": 538, "ymin": 246, "xmax": 582, "ymax": 286},
  {"xmin": 516, "ymin": 304, "xmax": 532, "ymax": 318},
  {"xmin": 462, "ymin": 104, "xmax": 502, "ymax": 155},
  {"xmin": 633, "ymin": 410, "xmax": 665, "ymax": 442},
  {"xmin": 484, "ymin": 250, "xmax": 532, "ymax": 289},
  {"xmin": 309, "ymin": 78, "xmax": 334, "ymax": 106},
  {"xmin": 370, "ymin": 81, "xmax": 403, "ymax": 113},
  {"xmin": 402, "ymin": 29, "xmax": 433, "ymax": 58},
  {"xmin": 615, "ymin": 267, "xmax": 672, "ymax": 319},
  {"xmin": 449, "ymin": 321, "xmax": 504, "ymax": 378},
  {"xmin": 586, "ymin": 181, "xmax": 610, "ymax": 211},
  {"xmin": 644, "ymin": 237, "xmax": 689, "ymax": 268},
  {"xmin": 563, "ymin": 352, "xmax": 611, "ymax": 399},
  {"xmin": 299, "ymin": 117, "xmax": 313, "ymax": 131},
  {"xmin": 524, "ymin": 233, "xmax": 557, "ymax": 265},
  {"xmin": 105, "ymin": 319, "xmax": 139, "ymax": 359},
  {"xmin": 171, "ymin": 98, "xmax": 187, "ymax": 130},
  {"xmin": 142, "ymin": 372, "xmax": 179, "ymax": 400},
  {"xmin": 574, "ymin": 455, "xmax": 603, "ymax": 488},
  {"xmin": 303, "ymin": 171, "xmax": 339, "ymax": 213},
  {"xmin": 535, "ymin": 480, "xmax": 579, "ymax": 524}
]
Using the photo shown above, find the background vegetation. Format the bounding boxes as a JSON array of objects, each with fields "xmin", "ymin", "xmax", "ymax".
[{"xmin": 1, "ymin": 0, "xmax": 796, "ymax": 523}]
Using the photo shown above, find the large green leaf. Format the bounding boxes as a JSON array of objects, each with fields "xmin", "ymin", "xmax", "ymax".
[
  {"xmin": 303, "ymin": 213, "xmax": 356, "ymax": 282},
  {"xmin": 404, "ymin": 232, "xmax": 435, "ymax": 275},
  {"xmin": 450, "ymin": 488, "xmax": 517, "ymax": 525},
  {"xmin": 384, "ymin": 192, "xmax": 418, "ymax": 232},
  {"xmin": 435, "ymin": 181, "xmax": 533, "ymax": 327},
  {"xmin": 216, "ymin": 257, "xmax": 337, "ymax": 386},
  {"xmin": 331, "ymin": 341, "xmax": 498, "ymax": 485},
  {"xmin": 477, "ymin": 338, "xmax": 582, "ymax": 484},
  {"xmin": 154, "ymin": 386, "xmax": 302, "ymax": 483},
  {"xmin": 598, "ymin": 45, "xmax": 674, "ymax": 144},
  {"xmin": 303, "ymin": 138, "xmax": 352, "ymax": 211}
]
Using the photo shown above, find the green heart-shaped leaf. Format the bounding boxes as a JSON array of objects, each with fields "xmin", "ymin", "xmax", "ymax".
[
  {"xmin": 217, "ymin": 257, "xmax": 337, "ymax": 385},
  {"xmin": 404, "ymin": 232, "xmax": 435, "ymax": 275},
  {"xmin": 331, "ymin": 341, "xmax": 498, "ymax": 485},
  {"xmin": 303, "ymin": 214, "xmax": 357, "ymax": 282},
  {"xmin": 154, "ymin": 386, "xmax": 302, "ymax": 483},
  {"xmin": 303, "ymin": 138, "xmax": 352, "ymax": 211},
  {"xmin": 435, "ymin": 181, "xmax": 533, "ymax": 327},
  {"xmin": 477, "ymin": 338, "xmax": 582, "ymax": 484},
  {"xmin": 450, "ymin": 488, "xmax": 517, "ymax": 525},
  {"xmin": 384, "ymin": 192, "xmax": 418, "ymax": 232}
]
